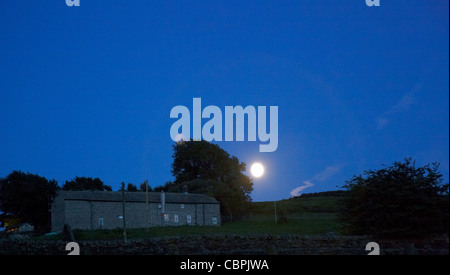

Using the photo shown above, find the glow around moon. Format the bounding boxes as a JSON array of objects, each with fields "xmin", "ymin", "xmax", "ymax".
[{"xmin": 251, "ymin": 163, "xmax": 265, "ymax": 178}]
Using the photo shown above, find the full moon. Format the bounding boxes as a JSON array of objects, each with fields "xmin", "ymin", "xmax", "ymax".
[{"xmin": 251, "ymin": 163, "xmax": 265, "ymax": 178}]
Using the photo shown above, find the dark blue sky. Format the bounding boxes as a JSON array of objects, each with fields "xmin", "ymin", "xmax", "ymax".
[{"xmin": 1, "ymin": 0, "xmax": 448, "ymax": 201}]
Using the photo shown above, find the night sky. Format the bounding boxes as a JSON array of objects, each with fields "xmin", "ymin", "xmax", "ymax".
[{"xmin": 1, "ymin": 0, "xmax": 448, "ymax": 201}]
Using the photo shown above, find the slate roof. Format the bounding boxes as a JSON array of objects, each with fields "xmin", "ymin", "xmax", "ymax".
[{"xmin": 57, "ymin": 190, "xmax": 219, "ymax": 204}]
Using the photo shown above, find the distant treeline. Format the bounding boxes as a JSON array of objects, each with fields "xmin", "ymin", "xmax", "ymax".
[{"xmin": 296, "ymin": 190, "xmax": 348, "ymax": 198}]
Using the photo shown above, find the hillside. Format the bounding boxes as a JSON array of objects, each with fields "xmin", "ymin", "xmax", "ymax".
[
  {"xmin": 251, "ymin": 191, "xmax": 345, "ymax": 219},
  {"xmin": 252, "ymin": 196, "xmax": 343, "ymax": 215}
]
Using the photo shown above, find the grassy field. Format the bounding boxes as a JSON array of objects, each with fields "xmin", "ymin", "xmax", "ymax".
[
  {"xmin": 63, "ymin": 196, "xmax": 344, "ymax": 241},
  {"xmin": 72, "ymin": 214, "xmax": 341, "ymax": 240}
]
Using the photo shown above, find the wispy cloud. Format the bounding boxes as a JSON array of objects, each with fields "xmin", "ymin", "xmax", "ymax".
[
  {"xmin": 290, "ymin": 164, "xmax": 344, "ymax": 197},
  {"xmin": 376, "ymin": 84, "xmax": 421, "ymax": 130},
  {"xmin": 310, "ymin": 165, "xmax": 343, "ymax": 182},
  {"xmin": 290, "ymin": 181, "xmax": 314, "ymax": 197},
  {"xmin": 389, "ymin": 92, "xmax": 415, "ymax": 113}
]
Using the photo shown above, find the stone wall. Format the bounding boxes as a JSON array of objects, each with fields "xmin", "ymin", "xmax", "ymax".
[{"xmin": 1, "ymin": 234, "xmax": 448, "ymax": 255}]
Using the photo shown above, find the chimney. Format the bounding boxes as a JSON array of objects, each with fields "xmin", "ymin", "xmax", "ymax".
[{"xmin": 161, "ymin": 191, "xmax": 165, "ymax": 213}]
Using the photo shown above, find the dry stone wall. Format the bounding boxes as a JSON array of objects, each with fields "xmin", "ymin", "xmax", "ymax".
[{"xmin": 1, "ymin": 234, "xmax": 448, "ymax": 255}]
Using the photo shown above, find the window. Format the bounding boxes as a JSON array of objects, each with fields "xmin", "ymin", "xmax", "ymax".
[
  {"xmin": 187, "ymin": 215, "xmax": 191, "ymax": 224},
  {"xmin": 98, "ymin": 217, "xmax": 104, "ymax": 227},
  {"xmin": 212, "ymin": 216, "xmax": 218, "ymax": 225},
  {"xmin": 164, "ymin": 214, "xmax": 169, "ymax": 222},
  {"xmin": 174, "ymin": 214, "xmax": 179, "ymax": 223},
  {"xmin": 181, "ymin": 204, "xmax": 184, "ymax": 209}
]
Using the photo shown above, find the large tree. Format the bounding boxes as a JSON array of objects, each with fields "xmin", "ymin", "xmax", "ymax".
[
  {"xmin": 0, "ymin": 171, "xmax": 59, "ymax": 232},
  {"xmin": 339, "ymin": 158, "xmax": 449, "ymax": 238},
  {"xmin": 169, "ymin": 140, "xmax": 253, "ymax": 220}
]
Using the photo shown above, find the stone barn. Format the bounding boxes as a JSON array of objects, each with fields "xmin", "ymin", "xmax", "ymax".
[{"xmin": 51, "ymin": 190, "xmax": 221, "ymax": 233}]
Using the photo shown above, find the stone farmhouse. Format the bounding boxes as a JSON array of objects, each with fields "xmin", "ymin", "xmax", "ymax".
[{"xmin": 51, "ymin": 190, "xmax": 220, "ymax": 233}]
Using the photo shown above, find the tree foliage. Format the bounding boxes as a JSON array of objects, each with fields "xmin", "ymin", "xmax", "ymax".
[
  {"xmin": 168, "ymin": 140, "xmax": 253, "ymax": 220},
  {"xmin": 62, "ymin": 176, "xmax": 112, "ymax": 191},
  {"xmin": 339, "ymin": 158, "xmax": 449, "ymax": 238},
  {"xmin": 139, "ymin": 181, "xmax": 152, "ymax": 192},
  {"xmin": 127, "ymin": 183, "xmax": 138, "ymax": 192},
  {"xmin": 0, "ymin": 171, "xmax": 59, "ymax": 232}
]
